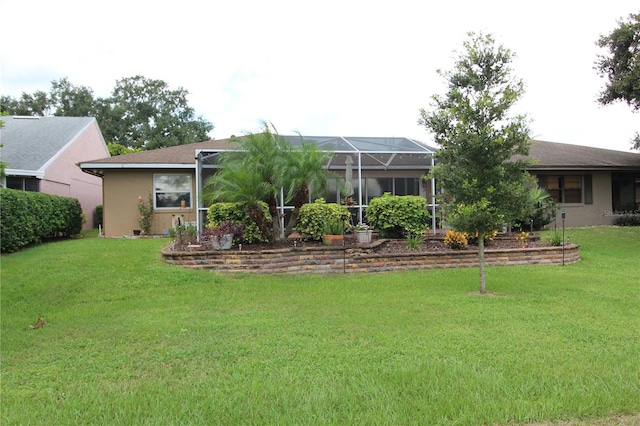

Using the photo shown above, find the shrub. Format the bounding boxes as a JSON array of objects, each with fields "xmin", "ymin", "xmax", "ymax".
[
  {"xmin": 207, "ymin": 202, "xmax": 270, "ymax": 244},
  {"xmin": 515, "ymin": 231, "xmax": 529, "ymax": 248},
  {"xmin": 466, "ymin": 229, "xmax": 498, "ymax": 245},
  {"xmin": 365, "ymin": 193, "xmax": 430, "ymax": 238},
  {"xmin": 296, "ymin": 199, "xmax": 350, "ymax": 241},
  {"xmin": 612, "ymin": 214, "xmax": 640, "ymax": 226},
  {"xmin": 444, "ymin": 230, "xmax": 468, "ymax": 250},
  {"xmin": 137, "ymin": 193, "xmax": 154, "ymax": 235},
  {"xmin": 545, "ymin": 232, "xmax": 563, "ymax": 246},
  {"xmin": 0, "ymin": 188, "xmax": 83, "ymax": 253}
]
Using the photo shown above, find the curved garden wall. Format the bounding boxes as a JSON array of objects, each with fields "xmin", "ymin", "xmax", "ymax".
[{"xmin": 162, "ymin": 240, "xmax": 581, "ymax": 274}]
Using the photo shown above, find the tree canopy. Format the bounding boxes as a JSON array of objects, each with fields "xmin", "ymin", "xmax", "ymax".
[
  {"xmin": 0, "ymin": 76, "xmax": 214, "ymax": 151},
  {"xmin": 594, "ymin": 12, "xmax": 640, "ymax": 149},
  {"xmin": 419, "ymin": 32, "xmax": 533, "ymax": 294}
]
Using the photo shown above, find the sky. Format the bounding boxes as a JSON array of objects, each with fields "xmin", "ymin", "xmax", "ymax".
[{"xmin": 1, "ymin": 0, "xmax": 638, "ymax": 152}]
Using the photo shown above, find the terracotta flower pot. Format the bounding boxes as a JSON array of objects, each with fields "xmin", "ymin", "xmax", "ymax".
[{"xmin": 322, "ymin": 234, "xmax": 344, "ymax": 246}]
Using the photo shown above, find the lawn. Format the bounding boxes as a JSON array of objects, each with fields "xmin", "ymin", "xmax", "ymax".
[{"xmin": 1, "ymin": 227, "xmax": 639, "ymax": 425}]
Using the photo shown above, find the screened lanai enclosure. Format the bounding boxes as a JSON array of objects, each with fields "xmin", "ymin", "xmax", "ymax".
[{"xmin": 194, "ymin": 136, "xmax": 438, "ymax": 236}]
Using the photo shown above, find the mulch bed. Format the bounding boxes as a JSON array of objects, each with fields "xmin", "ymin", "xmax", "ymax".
[{"xmin": 175, "ymin": 234, "xmax": 549, "ymax": 253}]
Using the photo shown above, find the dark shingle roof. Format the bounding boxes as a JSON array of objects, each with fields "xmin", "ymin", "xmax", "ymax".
[
  {"xmin": 524, "ymin": 140, "xmax": 640, "ymax": 170},
  {"xmin": 79, "ymin": 137, "xmax": 640, "ymax": 171},
  {"xmin": 0, "ymin": 116, "xmax": 98, "ymax": 171}
]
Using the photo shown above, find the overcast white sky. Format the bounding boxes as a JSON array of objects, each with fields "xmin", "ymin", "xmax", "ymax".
[{"xmin": 1, "ymin": 0, "xmax": 638, "ymax": 151}]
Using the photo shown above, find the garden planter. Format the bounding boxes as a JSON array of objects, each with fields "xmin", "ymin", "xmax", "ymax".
[
  {"xmin": 355, "ymin": 230, "xmax": 373, "ymax": 244},
  {"xmin": 212, "ymin": 234, "xmax": 233, "ymax": 250},
  {"xmin": 322, "ymin": 234, "xmax": 344, "ymax": 246}
]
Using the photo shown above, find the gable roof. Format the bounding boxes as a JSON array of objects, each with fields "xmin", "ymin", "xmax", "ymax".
[
  {"xmin": 1, "ymin": 116, "xmax": 101, "ymax": 176},
  {"xmin": 79, "ymin": 136, "xmax": 640, "ymax": 175},
  {"xmin": 525, "ymin": 140, "xmax": 640, "ymax": 170}
]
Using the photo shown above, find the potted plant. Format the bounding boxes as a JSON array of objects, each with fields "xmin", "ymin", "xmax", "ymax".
[
  {"xmin": 354, "ymin": 222, "xmax": 373, "ymax": 244},
  {"xmin": 205, "ymin": 221, "xmax": 243, "ymax": 250},
  {"xmin": 322, "ymin": 217, "xmax": 346, "ymax": 246}
]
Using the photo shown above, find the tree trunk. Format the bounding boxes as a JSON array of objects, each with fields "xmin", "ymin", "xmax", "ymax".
[
  {"xmin": 479, "ymin": 235, "xmax": 486, "ymax": 294},
  {"xmin": 284, "ymin": 186, "xmax": 309, "ymax": 237},
  {"xmin": 248, "ymin": 204, "xmax": 275, "ymax": 245}
]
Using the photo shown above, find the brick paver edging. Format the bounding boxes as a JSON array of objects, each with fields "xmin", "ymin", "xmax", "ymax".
[{"xmin": 161, "ymin": 240, "xmax": 581, "ymax": 274}]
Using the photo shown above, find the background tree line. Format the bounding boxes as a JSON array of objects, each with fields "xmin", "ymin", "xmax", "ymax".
[{"xmin": 0, "ymin": 75, "xmax": 214, "ymax": 154}]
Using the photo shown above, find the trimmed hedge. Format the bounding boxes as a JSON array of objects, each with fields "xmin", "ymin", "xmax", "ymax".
[
  {"xmin": 0, "ymin": 188, "xmax": 84, "ymax": 253},
  {"xmin": 365, "ymin": 193, "xmax": 431, "ymax": 238},
  {"xmin": 296, "ymin": 199, "xmax": 350, "ymax": 241}
]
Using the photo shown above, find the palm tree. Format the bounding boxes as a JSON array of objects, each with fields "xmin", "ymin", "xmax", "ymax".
[
  {"xmin": 283, "ymin": 141, "xmax": 333, "ymax": 236},
  {"xmin": 203, "ymin": 165, "xmax": 275, "ymax": 243},
  {"xmin": 203, "ymin": 122, "xmax": 288, "ymax": 244}
]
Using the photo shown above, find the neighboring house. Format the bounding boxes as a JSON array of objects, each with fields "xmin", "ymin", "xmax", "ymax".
[
  {"xmin": 79, "ymin": 137, "xmax": 640, "ymax": 237},
  {"xmin": 523, "ymin": 140, "xmax": 640, "ymax": 228},
  {"xmin": 1, "ymin": 116, "xmax": 110, "ymax": 229}
]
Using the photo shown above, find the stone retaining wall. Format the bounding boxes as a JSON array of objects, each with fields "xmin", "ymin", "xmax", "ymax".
[{"xmin": 161, "ymin": 241, "xmax": 581, "ymax": 274}]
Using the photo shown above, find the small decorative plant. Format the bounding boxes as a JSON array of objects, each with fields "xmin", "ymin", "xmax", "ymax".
[
  {"xmin": 323, "ymin": 217, "xmax": 345, "ymax": 235},
  {"xmin": 545, "ymin": 231, "xmax": 563, "ymax": 246},
  {"xmin": 515, "ymin": 231, "xmax": 529, "ymax": 248},
  {"xmin": 208, "ymin": 220, "xmax": 244, "ymax": 239},
  {"xmin": 444, "ymin": 230, "xmax": 468, "ymax": 250},
  {"xmin": 406, "ymin": 232, "xmax": 424, "ymax": 251},
  {"xmin": 137, "ymin": 193, "xmax": 154, "ymax": 235},
  {"xmin": 354, "ymin": 222, "xmax": 371, "ymax": 231}
]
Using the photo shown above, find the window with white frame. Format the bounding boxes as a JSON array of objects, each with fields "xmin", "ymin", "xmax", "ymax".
[{"xmin": 154, "ymin": 174, "xmax": 192, "ymax": 209}]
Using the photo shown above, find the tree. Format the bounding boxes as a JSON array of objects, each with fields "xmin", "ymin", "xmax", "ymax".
[
  {"xmin": 99, "ymin": 75, "xmax": 213, "ymax": 150},
  {"xmin": 282, "ymin": 137, "xmax": 333, "ymax": 237},
  {"xmin": 50, "ymin": 78, "xmax": 98, "ymax": 117},
  {"xmin": 594, "ymin": 12, "xmax": 640, "ymax": 149},
  {"xmin": 106, "ymin": 142, "xmax": 140, "ymax": 156},
  {"xmin": 0, "ymin": 91, "xmax": 51, "ymax": 116},
  {"xmin": 0, "ymin": 76, "xmax": 214, "ymax": 150},
  {"xmin": 203, "ymin": 123, "xmax": 288, "ymax": 244},
  {"xmin": 419, "ymin": 32, "xmax": 533, "ymax": 294}
]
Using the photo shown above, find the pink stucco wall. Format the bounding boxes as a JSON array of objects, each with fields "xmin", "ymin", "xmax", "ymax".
[{"xmin": 41, "ymin": 120, "xmax": 109, "ymax": 229}]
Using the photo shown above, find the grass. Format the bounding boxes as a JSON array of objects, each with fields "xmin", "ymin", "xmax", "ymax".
[{"xmin": 1, "ymin": 227, "xmax": 639, "ymax": 425}]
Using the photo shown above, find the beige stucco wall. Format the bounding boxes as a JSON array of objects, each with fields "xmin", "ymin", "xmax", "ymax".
[
  {"xmin": 102, "ymin": 169, "xmax": 196, "ymax": 238},
  {"xmin": 537, "ymin": 171, "xmax": 613, "ymax": 228}
]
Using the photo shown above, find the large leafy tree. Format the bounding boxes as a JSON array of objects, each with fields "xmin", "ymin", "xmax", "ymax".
[
  {"xmin": 0, "ymin": 76, "xmax": 213, "ymax": 150},
  {"xmin": 595, "ymin": 12, "xmax": 640, "ymax": 149},
  {"xmin": 419, "ymin": 32, "xmax": 533, "ymax": 294},
  {"xmin": 99, "ymin": 75, "xmax": 213, "ymax": 150}
]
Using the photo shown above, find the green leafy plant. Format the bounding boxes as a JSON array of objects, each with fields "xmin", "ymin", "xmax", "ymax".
[
  {"xmin": 207, "ymin": 201, "xmax": 270, "ymax": 244},
  {"xmin": 406, "ymin": 232, "xmax": 424, "ymax": 251},
  {"xmin": 443, "ymin": 230, "xmax": 468, "ymax": 250},
  {"xmin": 137, "ymin": 193, "xmax": 154, "ymax": 235},
  {"xmin": 545, "ymin": 231, "xmax": 563, "ymax": 246},
  {"xmin": 0, "ymin": 188, "xmax": 83, "ymax": 252},
  {"xmin": 365, "ymin": 193, "xmax": 430, "ymax": 238},
  {"xmin": 296, "ymin": 199, "xmax": 349, "ymax": 240},
  {"xmin": 323, "ymin": 217, "xmax": 346, "ymax": 235}
]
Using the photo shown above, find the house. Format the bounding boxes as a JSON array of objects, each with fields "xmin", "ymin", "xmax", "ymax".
[
  {"xmin": 1, "ymin": 116, "xmax": 110, "ymax": 229},
  {"xmin": 523, "ymin": 141, "xmax": 640, "ymax": 228},
  {"xmin": 79, "ymin": 137, "xmax": 640, "ymax": 237}
]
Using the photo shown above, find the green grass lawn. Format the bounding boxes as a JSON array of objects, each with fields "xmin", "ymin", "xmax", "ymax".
[{"xmin": 1, "ymin": 227, "xmax": 639, "ymax": 425}]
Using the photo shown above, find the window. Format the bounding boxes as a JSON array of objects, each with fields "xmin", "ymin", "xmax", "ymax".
[
  {"xmin": 6, "ymin": 176, "xmax": 40, "ymax": 192},
  {"xmin": 154, "ymin": 174, "xmax": 192, "ymax": 209},
  {"xmin": 540, "ymin": 175, "xmax": 583, "ymax": 204}
]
